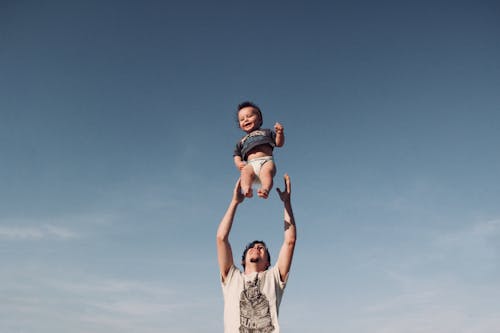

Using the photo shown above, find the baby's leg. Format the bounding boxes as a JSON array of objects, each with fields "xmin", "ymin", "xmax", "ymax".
[
  {"xmin": 240, "ymin": 164, "xmax": 255, "ymax": 198},
  {"xmin": 257, "ymin": 160, "xmax": 276, "ymax": 199}
]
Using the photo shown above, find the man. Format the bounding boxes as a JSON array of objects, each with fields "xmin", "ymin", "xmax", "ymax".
[{"xmin": 216, "ymin": 174, "xmax": 297, "ymax": 333}]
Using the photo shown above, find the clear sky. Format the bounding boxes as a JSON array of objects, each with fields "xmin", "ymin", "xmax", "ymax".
[{"xmin": 1, "ymin": 1, "xmax": 499, "ymax": 332}]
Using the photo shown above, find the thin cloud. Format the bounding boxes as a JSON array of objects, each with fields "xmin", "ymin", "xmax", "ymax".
[
  {"xmin": 432, "ymin": 218, "xmax": 500, "ymax": 264},
  {"xmin": 358, "ymin": 276, "xmax": 500, "ymax": 333},
  {"xmin": 438, "ymin": 219, "xmax": 500, "ymax": 244},
  {"xmin": 56, "ymin": 278, "xmax": 175, "ymax": 296},
  {"xmin": 347, "ymin": 219, "xmax": 500, "ymax": 333},
  {"xmin": 0, "ymin": 211, "xmax": 121, "ymax": 240},
  {"xmin": 0, "ymin": 273, "xmax": 209, "ymax": 333},
  {"xmin": 90, "ymin": 299, "xmax": 177, "ymax": 316},
  {"xmin": 56, "ymin": 277, "xmax": 211, "ymax": 316},
  {"xmin": 0, "ymin": 224, "xmax": 78, "ymax": 240}
]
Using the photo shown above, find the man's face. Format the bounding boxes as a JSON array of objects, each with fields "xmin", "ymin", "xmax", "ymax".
[{"xmin": 245, "ymin": 243, "xmax": 269, "ymax": 268}]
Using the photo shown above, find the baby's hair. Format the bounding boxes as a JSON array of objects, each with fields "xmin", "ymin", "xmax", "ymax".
[{"xmin": 237, "ymin": 101, "xmax": 263, "ymax": 128}]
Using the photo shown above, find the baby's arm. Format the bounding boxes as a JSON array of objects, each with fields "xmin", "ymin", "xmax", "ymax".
[
  {"xmin": 274, "ymin": 122, "xmax": 285, "ymax": 147},
  {"xmin": 234, "ymin": 155, "xmax": 246, "ymax": 170}
]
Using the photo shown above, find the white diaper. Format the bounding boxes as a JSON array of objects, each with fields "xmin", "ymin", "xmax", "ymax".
[{"xmin": 247, "ymin": 156, "xmax": 273, "ymax": 184}]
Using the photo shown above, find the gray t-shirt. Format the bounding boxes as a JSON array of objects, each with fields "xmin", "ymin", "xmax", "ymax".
[{"xmin": 234, "ymin": 129, "xmax": 276, "ymax": 161}]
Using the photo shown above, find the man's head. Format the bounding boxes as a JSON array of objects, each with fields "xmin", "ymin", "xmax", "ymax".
[{"xmin": 241, "ymin": 240, "xmax": 271, "ymax": 271}]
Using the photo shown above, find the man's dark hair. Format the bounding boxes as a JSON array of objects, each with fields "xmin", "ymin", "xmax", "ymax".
[
  {"xmin": 241, "ymin": 240, "xmax": 271, "ymax": 269},
  {"xmin": 237, "ymin": 101, "xmax": 263, "ymax": 128}
]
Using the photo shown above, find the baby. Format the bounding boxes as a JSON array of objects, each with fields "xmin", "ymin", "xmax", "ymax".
[{"xmin": 233, "ymin": 101, "xmax": 284, "ymax": 198}]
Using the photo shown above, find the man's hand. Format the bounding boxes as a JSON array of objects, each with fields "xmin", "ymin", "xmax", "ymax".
[
  {"xmin": 276, "ymin": 174, "xmax": 291, "ymax": 203},
  {"xmin": 233, "ymin": 178, "xmax": 245, "ymax": 204},
  {"xmin": 237, "ymin": 161, "xmax": 246, "ymax": 171}
]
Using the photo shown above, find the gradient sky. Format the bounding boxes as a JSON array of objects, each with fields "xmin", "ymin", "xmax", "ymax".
[{"xmin": 1, "ymin": 1, "xmax": 500, "ymax": 332}]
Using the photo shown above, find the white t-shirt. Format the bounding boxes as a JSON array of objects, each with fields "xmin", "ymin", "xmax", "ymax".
[{"xmin": 221, "ymin": 265, "xmax": 287, "ymax": 333}]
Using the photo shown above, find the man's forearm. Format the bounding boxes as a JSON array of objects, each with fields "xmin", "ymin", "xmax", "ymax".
[
  {"xmin": 217, "ymin": 200, "xmax": 239, "ymax": 242},
  {"xmin": 276, "ymin": 199, "xmax": 296, "ymax": 281},
  {"xmin": 283, "ymin": 201, "xmax": 296, "ymax": 243}
]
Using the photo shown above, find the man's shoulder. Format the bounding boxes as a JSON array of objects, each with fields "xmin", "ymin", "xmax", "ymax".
[{"xmin": 225, "ymin": 265, "xmax": 242, "ymax": 279}]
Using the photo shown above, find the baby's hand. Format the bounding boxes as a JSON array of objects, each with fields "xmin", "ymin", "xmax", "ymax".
[
  {"xmin": 237, "ymin": 161, "xmax": 246, "ymax": 171},
  {"xmin": 274, "ymin": 122, "xmax": 284, "ymax": 134}
]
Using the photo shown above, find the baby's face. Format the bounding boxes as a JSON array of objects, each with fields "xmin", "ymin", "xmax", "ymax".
[{"xmin": 238, "ymin": 107, "xmax": 261, "ymax": 133}]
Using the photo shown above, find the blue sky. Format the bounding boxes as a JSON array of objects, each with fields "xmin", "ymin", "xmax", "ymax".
[{"xmin": 1, "ymin": 0, "xmax": 499, "ymax": 332}]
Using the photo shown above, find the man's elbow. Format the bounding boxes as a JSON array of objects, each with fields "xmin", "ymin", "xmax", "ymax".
[
  {"xmin": 285, "ymin": 236, "xmax": 296, "ymax": 248},
  {"xmin": 216, "ymin": 232, "xmax": 228, "ymax": 244}
]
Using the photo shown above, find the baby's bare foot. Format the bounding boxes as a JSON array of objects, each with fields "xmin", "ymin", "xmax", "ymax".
[
  {"xmin": 257, "ymin": 188, "xmax": 269, "ymax": 199},
  {"xmin": 242, "ymin": 187, "xmax": 253, "ymax": 198}
]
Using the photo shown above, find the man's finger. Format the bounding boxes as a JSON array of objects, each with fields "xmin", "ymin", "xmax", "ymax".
[
  {"xmin": 284, "ymin": 174, "xmax": 291, "ymax": 192},
  {"xmin": 235, "ymin": 178, "xmax": 242, "ymax": 192}
]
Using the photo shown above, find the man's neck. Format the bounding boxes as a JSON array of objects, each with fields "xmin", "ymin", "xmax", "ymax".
[{"xmin": 244, "ymin": 265, "xmax": 267, "ymax": 275}]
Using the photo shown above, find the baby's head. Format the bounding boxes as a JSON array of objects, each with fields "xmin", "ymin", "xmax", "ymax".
[{"xmin": 237, "ymin": 101, "xmax": 263, "ymax": 132}]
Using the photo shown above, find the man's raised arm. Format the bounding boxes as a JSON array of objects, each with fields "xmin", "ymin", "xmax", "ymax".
[
  {"xmin": 216, "ymin": 179, "xmax": 244, "ymax": 282},
  {"xmin": 276, "ymin": 174, "xmax": 297, "ymax": 282}
]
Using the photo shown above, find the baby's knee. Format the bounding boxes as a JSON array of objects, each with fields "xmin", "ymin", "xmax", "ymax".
[
  {"xmin": 262, "ymin": 162, "xmax": 276, "ymax": 175},
  {"xmin": 241, "ymin": 165, "xmax": 255, "ymax": 177}
]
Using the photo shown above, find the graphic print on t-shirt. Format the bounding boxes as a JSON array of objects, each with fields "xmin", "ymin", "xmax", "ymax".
[
  {"xmin": 239, "ymin": 273, "xmax": 274, "ymax": 333},
  {"xmin": 240, "ymin": 130, "xmax": 267, "ymax": 145}
]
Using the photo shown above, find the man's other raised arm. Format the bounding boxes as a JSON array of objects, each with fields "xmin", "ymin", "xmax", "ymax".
[{"xmin": 276, "ymin": 174, "xmax": 297, "ymax": 282}]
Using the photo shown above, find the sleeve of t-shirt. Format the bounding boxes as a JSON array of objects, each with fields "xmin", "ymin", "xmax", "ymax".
[
  {"xmin": 271, "ymin": 265, "xmax": 287, "ymax": 290},
  {"xmin": 221, "ymin": 264, "xmax": 237, "ymax": 287},
  {"xmin": 233, "ymin": 142, "xmax": 242, "ymax": 157},
  {"xmin": 269, "ymin": 129, "xmax": 276, "ymax": 142}
]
